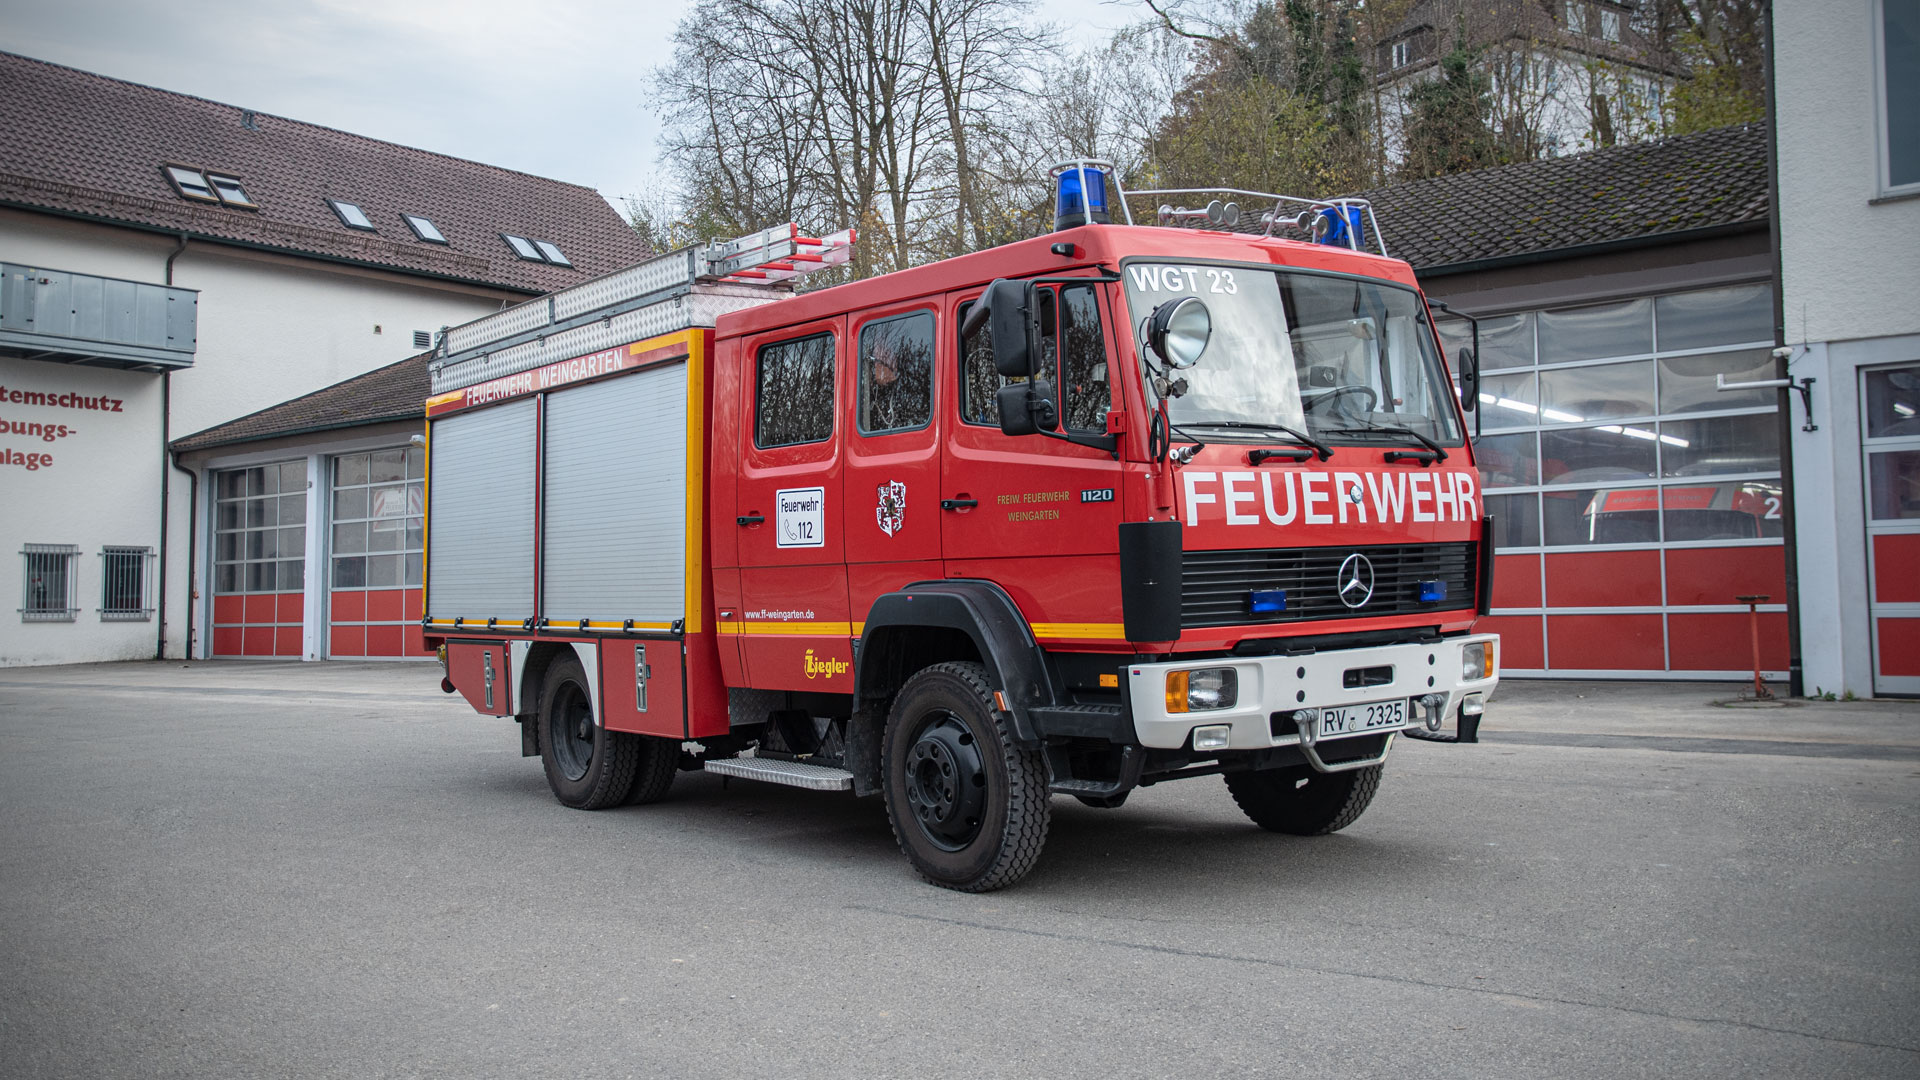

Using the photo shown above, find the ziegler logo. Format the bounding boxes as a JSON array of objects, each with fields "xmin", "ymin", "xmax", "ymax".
[{"xmin": 803, "ymin": 649, "xmax": 850, "ymax": 680}]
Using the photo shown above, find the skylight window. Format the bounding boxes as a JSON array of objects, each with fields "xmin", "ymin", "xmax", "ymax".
[
  {"xmin": 207, "ymin": 174, "xmax": 256, "ymax": 209},
  {"xmin": 534, "ymin": 240, "xmax": 571, "ymax": 266},
  {"xmin": 329, "ymin": 199, "xmax": 375, "ymax": 231},
  {"xmin": 403, "ymin": 214, "xmax": 446, "ymax": 244},
  {"xmin": 164, "ymin": 166, "xmax": 218, "ymax": 202},
  {"xmin": 501, "ymin": 233, "xmax": 544, "ymax": 261}
]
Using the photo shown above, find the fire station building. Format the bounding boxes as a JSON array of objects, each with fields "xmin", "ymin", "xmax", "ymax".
[{"xmin": 0, "ymin": 52, "xmax": 646, "ymax": 665}]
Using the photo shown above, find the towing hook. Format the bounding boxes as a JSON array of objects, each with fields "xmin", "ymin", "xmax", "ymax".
[{"xmin": 1420, "ymin": 693, "xmax": 1447, "ymax": 730}]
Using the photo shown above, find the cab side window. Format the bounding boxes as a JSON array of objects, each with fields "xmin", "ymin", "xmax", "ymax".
[
  {"xmin": 858, "ymin": 311, "xmax": 934, "ymax": 435},
  {"xmin": 755, "ymin": 332, "xmax": 835, "ymax": 448},
  {"xmin": 959, "ymin": 283, "xmax": 1110, "ymax": 433}
]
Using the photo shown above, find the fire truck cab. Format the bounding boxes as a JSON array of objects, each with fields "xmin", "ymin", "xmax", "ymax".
[{"xmin": 429, "ymin": 173, "xmax": 1498, "ymax": 891}]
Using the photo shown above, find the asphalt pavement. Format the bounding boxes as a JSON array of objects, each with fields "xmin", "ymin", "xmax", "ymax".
[{"xmin": 1, "ymin": 660, "xmax": 1915, "ymax": 1079}]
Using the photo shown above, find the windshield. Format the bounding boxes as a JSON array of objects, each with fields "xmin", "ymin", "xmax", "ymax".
[{"xmin": 1122, "ymin": 261, "xmax": 1463, "ymax": 446}]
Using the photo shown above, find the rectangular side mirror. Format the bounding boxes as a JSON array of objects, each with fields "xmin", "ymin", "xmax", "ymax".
[
  {"xmin": 997, "ymin": 378, "xmax": 1058, "ymax": 436},
  {"xmin": 1457, "ymin": 346, "xmax": 1479, "ymax": 411},
  {"xmin": 985, "ymin": 278, "xmax": 1038, "ymax": 378}
]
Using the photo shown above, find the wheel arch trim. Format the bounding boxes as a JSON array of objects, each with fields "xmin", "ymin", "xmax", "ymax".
[{"xmin": 858, "ymin": 579, "xmax": 1058, "ymax": 743}]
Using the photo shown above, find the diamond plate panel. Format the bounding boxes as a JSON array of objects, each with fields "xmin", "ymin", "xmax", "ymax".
[
  {"xmin": 552, "ymin": 251, "xmax": 696, "ymax": 320},
  {"xmin": 445, "ymin": 299, "xmax": 552, "ymax": 355},
  {"xmin": 702, "ymin": 757, "xmax": 854, "ymax": 791}
]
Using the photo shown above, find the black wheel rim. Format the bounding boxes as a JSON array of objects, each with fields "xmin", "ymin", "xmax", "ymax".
[
  {"xmin": 548, "ymin": 680, "xmax": 595, "ymax": 782},
  {"xmin": 904, "ymin": 711, "xmax": 988, "ymax": 852}
]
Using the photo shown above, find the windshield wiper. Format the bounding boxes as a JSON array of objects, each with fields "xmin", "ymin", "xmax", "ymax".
[
  {"xmin": 1177, "ymin": 420, "xmax": 1333, "ymax": 461},
  {"xmin": 1323, "ymin": 424, "xmax": 1449, "ymax": 461}
]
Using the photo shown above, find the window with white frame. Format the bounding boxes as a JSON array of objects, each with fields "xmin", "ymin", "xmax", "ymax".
[
  {"xmin": 20, "ymin": 544, "xmax": 79, "ymax": 621},
  {"xmin": 1600, "ymin": 8, "xmax": 1621, "ymax": 42},
  {"xmin": 1878, "ymin": 0, "xmax": 1920, "ymax": 195},
  {"xmin": 1391, "ymin": 40, "xmax": 1410, "ymax": 69},
  {"xmin": 100, "ymin": 546, "xmax": 156, "ymax": 620}
]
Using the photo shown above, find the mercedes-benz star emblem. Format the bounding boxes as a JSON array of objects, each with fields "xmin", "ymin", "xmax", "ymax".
[{"xmin": 1337, "ymin": 553, "xmax": 1375, "ymax": 609}]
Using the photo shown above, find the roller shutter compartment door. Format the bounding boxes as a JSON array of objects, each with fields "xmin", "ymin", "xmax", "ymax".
[
  {"xmin": 427, "ymin": 398, "xmax": 537, "ymax": 621},
  {"xmin": 542, "ymin": 364, "xmax": 689, "ymax": 626}
]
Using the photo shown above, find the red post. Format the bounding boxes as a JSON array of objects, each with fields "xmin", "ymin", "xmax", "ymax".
[{"xmin": 1736, "ymin": 594, "xmax": 1772, "ymax": 700}]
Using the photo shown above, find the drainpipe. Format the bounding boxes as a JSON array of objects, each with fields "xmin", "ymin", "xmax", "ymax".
[
  {"xmin": 1760, "ymin": 10, "xmax": 1801, "ymax": 698},
  {"xmin": 157, "ymin": 234, "xmax": 188, "ymax": 660}
]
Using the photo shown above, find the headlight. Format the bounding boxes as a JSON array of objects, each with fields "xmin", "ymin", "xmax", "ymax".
[
  {"xmin": 1461, "ymin": 642, "xmax": 1494, "ymax": 682},
  {"xmin": 1165, "ymin": 667, "xmax": 1238, "ymax": 712}
]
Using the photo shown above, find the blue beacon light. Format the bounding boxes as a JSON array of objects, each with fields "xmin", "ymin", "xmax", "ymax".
[{"xmin": 1051, "ymin": 160, "xmax": 1112, "ymax": 230}]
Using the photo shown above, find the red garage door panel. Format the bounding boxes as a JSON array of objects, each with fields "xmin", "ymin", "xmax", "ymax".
[
  {"xmin": 1665, "ymin": 546, "xmax": 1787, "ymax": 606},
  {"xmin": 1871, "ymin": 535, "xmax": 1920, "ymax": 604},
  {"xmin": 1545, "ymin": 551, "xmax": 1662, "ymax": 607},
  {"xmin": 1491, "ymin": 553, "xmax": 1541, "ymax": 608},
  {"xmin": 1668, "ymin": 612, "xmax": 1789, "ymax": 671},
  {"xmin": 1476, "ymin": 614, "xmax": 1544, "ymax": 669},
  {"xmin": 1547, "ymin": 614, "xmax": 1664, "ymax": 670},
  {"xmin": 1879, "ymin": 619, "xmax": 1920, "ymax": 677}
]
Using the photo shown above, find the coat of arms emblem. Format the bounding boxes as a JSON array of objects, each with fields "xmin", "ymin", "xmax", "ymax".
[{"xmin": 876, "ymin": 480, "xmax": 906, "ymax": 537}]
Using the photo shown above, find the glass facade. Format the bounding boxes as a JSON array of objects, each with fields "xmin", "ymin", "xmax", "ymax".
[
  {"xmin": 1440, "ymin": 284, "xmax": 1786, "ymax": 674},
  {"xmin": 211, "ymin": 460, "xmax": 308, "ymax": 656},
  {"xmin": 328, "ymin": 447, "xmax": 428, "ymax": 658},
  {"xmin": 1862, "ymin": 362, "xmax": 1920, "ymax": 692}
]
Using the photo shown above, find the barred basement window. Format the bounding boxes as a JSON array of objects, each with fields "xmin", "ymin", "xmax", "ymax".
[
  {"xmin": 100, "ymin": 546, "xmax": 156, "ymax": 621},
  {"xmin": 20, "ymin": 544, "xmax": 79, "ymax": 622}
]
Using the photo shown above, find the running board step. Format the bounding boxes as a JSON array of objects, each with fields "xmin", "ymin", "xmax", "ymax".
[{"xmin": 703, "ymin": 757, "xmax": 853, "ymax": 791}]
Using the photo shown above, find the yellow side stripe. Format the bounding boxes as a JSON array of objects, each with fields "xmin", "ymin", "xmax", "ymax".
[
  {"xmin": 1030, "ymin": 622, "xmax": 1129, "ymax": 640},
  {"xmin": 717, "ymin": 621, "xmax": 856, "ymax": 636}
]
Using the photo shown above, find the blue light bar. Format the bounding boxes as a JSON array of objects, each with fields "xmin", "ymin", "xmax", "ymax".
[
  {"xmin": 1315, "ymin": 206, "xmax": 1365, "ymax": 249},
  {"xmin": 1417, "ymin": 580, "xmax": 1447, "ymax": 603},
  {"xmin": 1250, "ymin": 589, "xmax": 1287, "ymax": 614},
  {"xmin": 1052, "ymin": 161, "xmax": 1111, "ymax": 230}
]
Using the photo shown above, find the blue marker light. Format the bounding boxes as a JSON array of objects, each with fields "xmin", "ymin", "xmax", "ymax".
[
  {"xmin": 1250, "ymin": 589, "xmax": 1288, "ymax": 614},
  {"xmin": 1314, "ymin": 206, "xmax": 1365, "ymax": 249},
  {"xmin": 1051, "ymin": 160, "xmax": 1112, "ymax": 230},
  {"xmin": 1417, "ymin": 580, "xmax": 1447, "ymax": 603}
]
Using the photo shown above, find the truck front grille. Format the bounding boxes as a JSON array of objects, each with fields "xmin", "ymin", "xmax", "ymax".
[{"xmin": 1182, "ymin": 542, "xmax": 1477, "ymax": 629}]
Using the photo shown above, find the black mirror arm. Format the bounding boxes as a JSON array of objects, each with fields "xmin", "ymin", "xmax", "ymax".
[
  {"xmin": 1429, "ymin": 297, "xmax": 1482, "ymax": 439},
  {"xmin": 1034, "ymin": 427, "xmax": 1118, "ymax": 458}
]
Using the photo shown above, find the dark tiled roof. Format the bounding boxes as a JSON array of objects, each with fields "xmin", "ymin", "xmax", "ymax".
[
  {"xmin": 171, "ymin": 353, "xmax": 427, "ymax": 452},
  {"xmin": 1360, "ymin": 123, "xmax": 1768, "ymax": 271},
  {"xmin": 0, "ymin": 52, "xmax": 649, "ymax": 293}
]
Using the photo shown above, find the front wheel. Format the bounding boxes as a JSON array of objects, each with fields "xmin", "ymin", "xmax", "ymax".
[
  {"xmin": 1224, "ymin": 764, "xmax": 1382, "ymax": 835},
  {"xmin": 882, "ymin": 662, "xmax": 1051, "ymax": 892}
]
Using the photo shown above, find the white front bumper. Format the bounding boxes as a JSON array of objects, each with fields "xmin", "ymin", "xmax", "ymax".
[{"xmin": 1125, "ymin": 634, "xmax": 1498, "ymax": 751}]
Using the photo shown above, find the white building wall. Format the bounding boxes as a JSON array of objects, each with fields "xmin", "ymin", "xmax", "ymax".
[
  {"xmin": 1776, "ymin": 0, "xmax": 1920, "ymax": 697},
  {"xmin": 1775, "ymin": 3, "xmax": 1920, "ymax": 348},
  {"xmin": 0, "ymin": 209, "xmax": 523, "ymax": 665},
  {"xmin": 0, "ymin": 358, "xmax": 163, "ymax": 664}
]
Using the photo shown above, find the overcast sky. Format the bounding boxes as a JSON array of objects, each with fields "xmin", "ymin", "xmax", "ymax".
[{"xmin": 1, "ymin": 0, "xmax": 1148, "ymax": 217}]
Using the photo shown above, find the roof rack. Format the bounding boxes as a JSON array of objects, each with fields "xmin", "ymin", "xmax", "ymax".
[
  {"xmin": 430, "ymin": 224, "xmax": 854, "ymax": 393},
  {"xmin": 1050, "ymin": 157, "xmax": 1387, "ymax": 257}
]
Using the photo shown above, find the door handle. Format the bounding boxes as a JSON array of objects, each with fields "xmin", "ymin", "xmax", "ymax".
[
  {"xmin": 736, "ymin": 513, "xmax": 765, "ymax": 526},
  {"xmin": 941, "ymin": 498, "xmax": 978, "ymax": 510}
]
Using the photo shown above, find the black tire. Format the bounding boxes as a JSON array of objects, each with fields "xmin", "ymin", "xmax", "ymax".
[
  {"xmin": 624, "ymin": 736, "xmax": 678, "ymax": 805},
  {"xmin": 882, "ymin": 662, "xmax": 1050, "ymax": 892},
  {"xmin": 1224, "ymin": 764, "xmax": 1382, "ymax": 835},
  {"xmin": 538, "ymin": 654, "xmax": 640, "ymax": 810}
]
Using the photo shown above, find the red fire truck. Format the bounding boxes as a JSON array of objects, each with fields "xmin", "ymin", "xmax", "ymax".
[{"xmin": 427, "ymin": 165, "xmax": 1499, "ymax": 891}]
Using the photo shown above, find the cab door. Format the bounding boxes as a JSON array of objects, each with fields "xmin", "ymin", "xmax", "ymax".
[
  {"xmin": 843, "ymin": 303, "xmax": 943, "ymax": 630},
  {"xmin": 941, "ymin": 280, "xmax": 1128, "ymax": 646},
  {"xmin": 732, "ymin": 318, "xmax": 852, "ymax": 689}
]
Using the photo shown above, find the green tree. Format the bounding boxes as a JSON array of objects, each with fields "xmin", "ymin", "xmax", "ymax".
[{"xmin": 1399, "ymin": 41, "xmax": 1504, "ymax": 180}]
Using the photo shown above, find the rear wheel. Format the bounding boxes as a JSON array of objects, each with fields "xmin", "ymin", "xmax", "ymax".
[
  {"xmin": 882, "ymin": 662, "xmax": 1050, "ymax": 892},
  {"xmin": 539, "ymin": 654, "xmax": 640, "ymax": 809},
  {"xmin": 625, "ymin": 736, "xmax": 678, "ymax": 805},
  {"xmin": 1224, "ymin": 764, "xmax": 1382, "ymax": 835}
]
